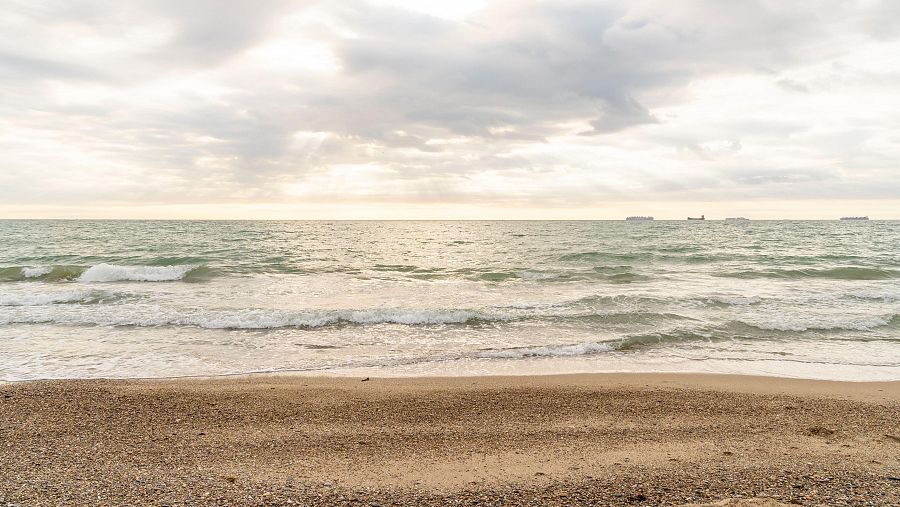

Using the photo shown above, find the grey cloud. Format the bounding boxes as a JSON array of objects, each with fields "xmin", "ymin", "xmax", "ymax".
[
  {"xmin": 585, "ymin": 96, "xmax": 659, "ymax": 134},
  {"xmin": 0, "ymin": 51, "xmax": 108, "ymax": 82},
  {"xmin": 776, "ymin": 79, "xmax": 809, "ymax": 93},
  {"xmin": 730, "ymin": 168, "xmax": 827, "ymax": 186},
  {"xmin": 313, "ymin": 0, "xmax": 853, "ymax": 142},
  {"xmin": 858, "ymin": 0, "xmax": 900, "ymax": 40},
  {"xmin": 1, "ymin": 0, "xmax": 898, "ymax": 207},
  {"xmin": 151, "ymin": 0, "xmax": 303, "ymax": 66}
]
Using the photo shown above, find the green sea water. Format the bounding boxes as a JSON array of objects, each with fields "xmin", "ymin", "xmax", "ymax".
[{"xmin": 1, "ymin": 220, "xmax": 898, "ymax": 381}]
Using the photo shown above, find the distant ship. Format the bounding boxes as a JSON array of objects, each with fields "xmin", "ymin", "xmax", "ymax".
[
  {"xmin": 726, "ymin": 217, "xmax": 749, "ymax": 221},
  {"xmin": 687, "ymin": 215, "xmax": 705, "ymax": 221},
  {"xmin": 626, "ymin": 216, "xmax": 654, "ymax": 221},
  {"xmin": 840, "ymin": 216, "xmax": 869, "ymax": 220}
]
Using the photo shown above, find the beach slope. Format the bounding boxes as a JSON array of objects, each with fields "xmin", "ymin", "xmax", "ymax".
[{"xmin": 1, "ymin": 373, "xmax": 898, "ymax": 506}]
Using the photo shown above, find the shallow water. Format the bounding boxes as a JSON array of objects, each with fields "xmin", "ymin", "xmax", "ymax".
[{"xmin": 1, "ymin": 220, "xmax": 898, "ymax": 381}]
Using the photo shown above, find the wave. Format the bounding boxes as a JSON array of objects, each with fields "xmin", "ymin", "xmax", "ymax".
[
  {"xmin": 519, "ymin": 271, "xmax": 560, "ymax": 281},
  {"xmin": 478, "ymin": 272, "xmax": 520, "ymax": 282},
  {"xmin": 591, "ymin": 265, "xmax": 633, "ymax": 274},
  {"xmin": 144, "ymin": 256, "xmax": 210, "ymax": 266},
  {"xmin": 475, "ymin": 271, "xmax": 561, "ymax": 281},
  {"xmin": 477, "ymin": 269, "xmax": 649, "ymax": 283},
  {"xmin": 734, "ymin": 315, "xmax": 900, "ymax": 332},
  {"xmin": 78, "ymin": 263, "xmax": 201, "ymax": 282},
  {"xmin": 708, "ymin": 296, "xmax": 762, "ymax": 306},
  {"xmin": 559, "ymin": 251, "xmax": 650, "ymax": 262},
  {"xmin": 0, "ymin": 307, "xmax": 489, "ymax": 329},
  {"xmin": 0, "ymin": 266, "xmax": 85, "ymax": 282},
  {"xmin": 846, "ymin": 289, "xmax": 900, "ymax": 303},
  {"xmin": 0, "ymin": 264, "xmax": 215, "ymax": 283},
  {"xmin": 477, "ymin": 341, "xmax": 616, "ymax": 358},
  {"xmin": 480, "ymin": 316, "xmax": 900, "ymax": 361},
  {"xmin": 21, "ymin": 266, "xmax": 53, "ymax": 278},
  {"xmin": 475, "ymin": 328, "xmax": 718, "ymax": 359},
  {"xmin": 0, "ymin": 304, "xmax": 699, "ymax": 330},
  {"xmin": 718, "ymin": 267, "xmax": 899, "ymax": 280},
  {"xmin": 605, "ymin": 272, "xmax": 648, "ymax": 283},
  {"xmin": 570, "ymin": 293, "xmax": 759, "ymax": 310},
  {"xmin": 477, "ymin": 271, "xmax": 563, "ymax": 282},
  {"xmin": 0, "ymin": 290, "xmax": 99, "ymax": 306}
]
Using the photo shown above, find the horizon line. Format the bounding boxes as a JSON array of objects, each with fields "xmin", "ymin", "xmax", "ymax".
[{"xmin": 0, "ymin": 218, "xmax": 893, "ymax": 222}]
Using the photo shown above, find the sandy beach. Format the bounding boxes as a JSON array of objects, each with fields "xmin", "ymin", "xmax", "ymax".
[{"xmin": 1, "ymin": 373, "xmax": 898, "ymax": 506}]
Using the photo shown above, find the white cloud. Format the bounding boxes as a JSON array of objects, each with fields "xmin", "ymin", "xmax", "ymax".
[{"xmin": 1, "ymin": 0, "xmax": 899, "ymax": 218}]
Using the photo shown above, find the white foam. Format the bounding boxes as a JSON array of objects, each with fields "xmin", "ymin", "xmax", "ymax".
[
  {"xmin": 346, "ymin": 309, "xmax": 479, "ymax": 325},
  {"xmin": 741, "ymin": 314, "xmax": 895, "ymax": 332},
  {"xmin": 21, "ymin": 266, "xmax": 52, "ymax": 278},
  {"xmin": 478, "ymin": 341, "xmax": 615, "ymax": 359},
  {"xmin": 848, "ymin": 289, "xmax": 900, "ymax": 303},
  {"xmin": 176, "ymin": 310, "xmax": 336, "ymax": 329},
  {"xmin": 0, "ymin": 290, "xmax": 94, "ymax": 306},
  {"xmin": 519, "ymin": 271, "xmax": 559, "ymax": 280},
  {"xmin": 78, "ymin": 263, "xmax": 194, "ymax": 282},
  {"xmin": 0, "ymin": 307, "xmax": 489, "ymax": 329},
  {"xmin": 714, "ymin": 296, "xmax": 761, "ymax": 306},
  {"xmin": 178, "ymin": 308, "xmax": 482, "ymax": 329}
]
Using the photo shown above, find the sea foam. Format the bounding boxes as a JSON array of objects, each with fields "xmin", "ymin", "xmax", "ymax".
[
  {"xmin": 737, "ymin": 314, "xmax": 898, "ymax": 332},
  {"xmin": 21, "ymin": 266, "xmax": 53, "ymax": 278},
  {"xmin": 478, "ymin": 341, "xmax": 616, "ymax": 358},
  {"xmin": 0, "ymin": 290, "xmax": 96, "ymax": 306},
  {"xmin": 78, "ymin": 264, "xmax": 197, "ymax": 282},
  {"xmin": 176, "ymin": 309, "xmax": 484, "ymax": 329}
]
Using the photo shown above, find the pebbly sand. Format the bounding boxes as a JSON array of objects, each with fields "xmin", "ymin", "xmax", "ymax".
[{"xmin": 1, "ymin": 373, "xmax": 898, "ymax": 506}]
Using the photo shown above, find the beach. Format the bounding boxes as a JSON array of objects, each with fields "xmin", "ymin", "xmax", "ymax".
[
  {"xmin": 2, "ymin": 373, "xmax": 898, "ymax": 506},
  {"xmin": 6, "ymin": 0, "xmax": 900, "ymax": 505}
]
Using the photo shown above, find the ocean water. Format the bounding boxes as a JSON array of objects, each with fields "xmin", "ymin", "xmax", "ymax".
[{"xmin": 1, "ymin": 220, "xmax": 898, "ymax": 382}]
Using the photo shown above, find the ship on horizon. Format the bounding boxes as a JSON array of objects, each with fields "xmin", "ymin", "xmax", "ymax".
[
  {"xmin": 625, "ymin": 216, "xmax": 654, "ymax": 221},
  {"xmin": 687, "ymin": 215, "xmax": 705, "ymax": 221},
  {"xmin": 840, "ymin": 216, "xmax": 869, "ymax": 220}
]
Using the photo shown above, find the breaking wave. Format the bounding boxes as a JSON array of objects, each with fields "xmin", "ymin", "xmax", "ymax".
[
  {"xmin": 734, "ymin": 315, "xmax": 900, "ymax": 332},
  {"xmin": 708, "ymin": 296, "xmax": 763, "ymax": 306},
  {"xmin": 476, "ymin": 330, "xmax": 719, "ymax": 359},
  {"xmin": 0, "ymin": 306, "xmax": 698, "ymax": 330},
  {"xmin": 0, "ymin": 266, "xmax": 85, "ymax": 282},
  {"xmin": 719, "ymin": 267, "xmax": 899, "ymax": 280},
  {"xmin": 21, "ymin": 266, "xmax": 53, "ymax": 278},
  {"xmin": 181, "ymin": 309, "xmax": 485, "ymax": 329},
  {"xmin": 472, "ymin": 315, "xmax": 900, "ymax": 361},
  {"xmin": 476, "ymin": 268, "xmax": 650, "ymax": 283},
  {"xmin": 0, "ymin": 264, "xmax": 215, "ymax": 283},
  {"xmin": 477, "ymin": 342, "xmax": 616, "ymax": 358},
  {"xmin": 78, "ymin": 263, "xmax": 201, "ymax": 282},
  {"xmin": 0, "ymin": 290, "xmax": 99, "ymax": 306}
]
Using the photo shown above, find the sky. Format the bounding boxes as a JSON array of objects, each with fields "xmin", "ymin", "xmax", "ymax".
[{"xmin": 1, "ymin": 0, "xmax": 899, "ymax": 219}]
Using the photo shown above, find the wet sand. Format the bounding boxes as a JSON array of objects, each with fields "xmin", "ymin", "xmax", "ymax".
[{"xmin": 1, "ymin": 373, "xmax": 898, "ymax": 506}]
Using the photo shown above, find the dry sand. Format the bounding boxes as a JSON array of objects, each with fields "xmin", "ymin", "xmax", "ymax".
[{"xmin": 1, "ymin": 373, "xmax": 898, "ymax": 506}]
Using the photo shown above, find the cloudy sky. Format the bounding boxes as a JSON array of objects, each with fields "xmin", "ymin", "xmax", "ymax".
[{"xmin": 2, "ymin": 0, "xmax": 899, "ymax": 219}]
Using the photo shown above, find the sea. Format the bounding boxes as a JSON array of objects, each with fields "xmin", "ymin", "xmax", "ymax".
[{"xmin": 1, "ymin": 220, "xmax": 898, "ymax": 382}]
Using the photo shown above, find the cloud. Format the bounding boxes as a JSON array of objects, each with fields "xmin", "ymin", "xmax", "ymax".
[
  {"xmin": 151, "ymin": 0, "xmax": 304, "ymax": 66},
  {"xmin": 1, "ymin": 0, "xmax": 899, "ymax": 215},
  {"xmin": 776, "ymin": 78, "xmax": 809, "ymax": 93},
  {"xmin": 0, "ymin": 51, "xmax": 108, "ymax": 83}
]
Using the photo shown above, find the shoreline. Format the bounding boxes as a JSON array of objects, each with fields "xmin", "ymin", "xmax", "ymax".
[
  {"xmin": 64, "ymin": 370, "xmax": 900, "ymax": 395},
  {"xmin": 5, "ymin": 362, "xmax": 899, "ymax": 385},
  {"xmin": 2, "ymin": 372, "xmax": 899, "ymax": 505}
]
